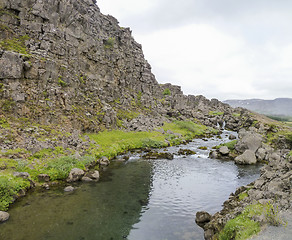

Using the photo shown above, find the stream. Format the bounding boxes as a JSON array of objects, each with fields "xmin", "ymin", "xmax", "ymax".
[{"xmin": 0, "ymin": 130, "xmax": 261, "ymax": 240}]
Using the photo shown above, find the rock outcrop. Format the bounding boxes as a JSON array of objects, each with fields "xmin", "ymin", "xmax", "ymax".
[{"xmin": 0, "ymin": 0, "xmax": 251, "ymax": 136}]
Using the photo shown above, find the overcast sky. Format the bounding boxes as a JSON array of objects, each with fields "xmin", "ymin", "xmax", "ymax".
[{"xmin": 98, "ymin": 0, "xmax": 292, "ymax": 100}]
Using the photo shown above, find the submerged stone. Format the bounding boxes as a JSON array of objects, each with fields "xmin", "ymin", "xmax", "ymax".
[{"xmin": 0, "ymin": 211, "xmax": 10, "ymax": 223}]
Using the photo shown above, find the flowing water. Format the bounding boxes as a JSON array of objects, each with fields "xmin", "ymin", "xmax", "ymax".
[{"xmin": 0, "ymin": 130, "xmax": 261, "ymax": 240}]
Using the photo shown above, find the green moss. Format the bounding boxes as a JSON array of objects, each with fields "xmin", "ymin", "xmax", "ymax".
[
  {"xmin": 1, "ymin": 99, "xmax": 16, "ymax": 112},
  {"xmin": 199, "ymin": 146, "xmax": 208, "ymax": 150},
  {"xmin": 217, "ymin": 140, "xmax": 238, "ymax": 150},
  {"xmin": 0, "ymin": 8, "xmax": 20, "ymax": 19},
  {"xmin": 87, "ymin": 130, "xmax": 166, "ymax": 159},
  {"xmin": 0, "ymin": 23, "xmax": 12, "ymax": 33},
  {"xmin": 209, "ymin": 111, "xmax": 224, "ymax": 116},
  {"xmin": 232, "ymin": 113, "xmax": 241, "ymax": 118},
  {"xmin": 163, "ymin": 121, "xmax": 216, "ymax": 140},
  {"xmin": 219, "ymin": 204, "xmax": 263, "ymax": 240},
  {"xmin": 141, "ymin": 138, "xmax": 165, "ymax": 148},
  {"xmin": 163, "ymin": 88, "xmax": 171, "ymax": 96},
  {"xmin": 117, "ymin": 109, "xmax": 139, "ymax": 121},
  {"xmin": 104, "ymin": 37, "xmax": 115, "ymax": 49},
  {"xmin": 0, "ymin": 35, "xmax": 30, "ymax": 56},
  {"xmin": 238, "ymin": 192, "xmax": 248, "ymax": 201},
  {"xmin": 58, "ymin": 76, "xmax": 67, "ymax": 87},
  {"xmin": 0, "ymin": 117, "xmax": 10, "ymax": 129}
]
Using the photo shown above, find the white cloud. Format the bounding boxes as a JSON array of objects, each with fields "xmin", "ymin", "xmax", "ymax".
[
  {"xmin": 97, "ymin": 0, "xmax": 292, "ymax": 100},
  {"xmin": 97, "ymin": 0, "xmax": 157, "ymax": 19}
]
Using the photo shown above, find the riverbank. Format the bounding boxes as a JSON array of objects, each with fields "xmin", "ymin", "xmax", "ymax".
[
  {"xmin": 0, "ymin": 119, "xmax": 217, "ymax": 213},
  {"xmin": 196, "ymin": 117, "xmax": 292, "ymax": 240}
]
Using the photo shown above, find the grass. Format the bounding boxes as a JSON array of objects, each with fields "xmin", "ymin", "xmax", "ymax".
[
  {"xmin": 219, "ymin": 202, "xmax": 286, "ymax": 240},
  {"xmin": 238, "ymin": 192, "xmax": 248, "ymax": 201},
  {"xmin": 209, "ymin": 111, "xmax": 224, "ymax": 116},
  {"xmin": 87, "ymin": 130, "xmax": 167, "ymax": 159},
  {"xmin": 163, "ymin": 88, "xmax": 171, "ymax": 96},
  {"xmin": 0, "ymin": 174, "xmax": 31, "ymax": 211},
  {"xmin": 0, "ymin": 35, "xmax": 30, "ymax": 56},
  {"xmin": 217, "ymin": 140, "xmax": 238, "ymax": 150},
  {"xmin": 218, "ymin": 204, "xmax": 263, "ymax": 240},
  {"xmin": 104, "ymin": 37, "xmax": 115, "ymax": 49},
  {"xmin": 44, "ymin": 155, "xmax": 94, "ymax": 181}
]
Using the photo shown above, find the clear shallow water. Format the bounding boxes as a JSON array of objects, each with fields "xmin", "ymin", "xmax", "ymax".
[{"xmin": 0, "ymin": 130, "xmax": 261, "ymax": 240}]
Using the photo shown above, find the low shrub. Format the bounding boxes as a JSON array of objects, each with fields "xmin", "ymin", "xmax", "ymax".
[
  {"xmin": 44, "ymin": 155, "xmax": 94, "ymax": 181},
  {"xmin": 0, "ymin": 174, "xmax": 30, "ymax": 211}
]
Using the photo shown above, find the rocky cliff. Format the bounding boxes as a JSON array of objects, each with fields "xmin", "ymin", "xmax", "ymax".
[{"xmin": 0, "ymin": 0, "xmax": 248, "ymax": 135}]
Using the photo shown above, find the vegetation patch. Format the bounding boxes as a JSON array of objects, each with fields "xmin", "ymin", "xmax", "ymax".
[
  {"xmin": 218, "ymin": 204, "xmax": 263, "ymax": 240},
  {"xmin": 0, "ymin": 35, "xmax": 30, "ymax": 56},
  {"xmin": 87, "ymin": 130, "xmax": 166, "ymax": 159},
  {"xmin": 209, "ymin": 111, "xmax": 224, "ymax": 116},
  {"xmin": 0, "ymin": 174, "xmax": 30, "ymax": 211},
  {"xmin": 238, "ymin": 192, "xmax": 248, "ymax": 201},
  {"xmin": 232, "ymin": 113, "xmax": 241, "ymax": 118},
  {"xmin": 104, "ymin": 37, "xmax": 115, "ymax": 49},
  {"xmin": 217, "ymin": 140, "xmax": 238, "ymax": 150},
  {"xmin": 44, "ymin": 155, "xmax": 94, "ymax": 181},
  {"xmin": 117, "ymin": 109, "xmax": 139, "ymax": 122},
  {"xmin": 163, "ymin": 88, "xmax": 171, "ymax": 96}
]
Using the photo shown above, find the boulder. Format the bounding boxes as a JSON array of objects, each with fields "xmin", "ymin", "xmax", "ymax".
[
  {"xmin": 66, "ymin": 168, "xmax": 84, "ymax": 182},
  {"xmin": 98, "ymin": 156, "xmax": 110, "ymax": 166},
  {"xmin": 178, "ymin": 148, "xmax": 196, "ymax": 155},
  {"xmin": 195, "ymin": 211, "xmax": 212, "ymax": 228},
  {"xmin": 0, "ymin": 51, "xmax": 23, "ymax": 79},
  {"xmin": 219, "ymin": 146, "xmax": 229, "ymax": 155},
  {"xmin": 13, "ymin": 172, "xmax": 30, "ymax": 179},
  {"xmin": 0, "ymin": 211, "xmax": 9, "ymax": 223},
  {"xmin": 64, "ymin": 186, "xmax": 75, "ymax": 192},
  {"xmin": 209, "ymin": 150, "xmax": 219, "ymax": 159},
  {"xmin": 38, "ymin": 174, "xmax": 50, "ymax": 182},
  {"xmin": 81, "ymin": 176, "xmax": 93, "ymax": 182},
  {"xmin": 143, "ymin": 152, "xmax": 174, "ymax": 160},
  {"xmin": 234, "ymin": 150, "xmax": 257, "ymax": 165},
  {"xmin": 229, "ymin": 134, "xmax": 237, "ymax": 140},
  {"xmin": 235, "ymin": 130, "xmax": 262, "ymax": 153},
  {"xmin": 87, "ymin": 170, "xmax": 100, "ymax": 181}
]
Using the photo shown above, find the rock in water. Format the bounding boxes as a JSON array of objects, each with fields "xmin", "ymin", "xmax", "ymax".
[
  {"xmin": 67, "ymin": 168, "xmax": 85, "ymax": 182},
  {"xmin": 235, "ymin": 150, "xmax": 257, "ymax": 165},
  {"xmin": 195, "ymin": 211, "xmax": 211, "ymax": 228},
  {"xmin": 219, "ymin": 146, "xmax": 229, "ymax": 155},
  {"xmin": 0, "ymin": 211, "xmax": 10, "ymax": 223},
  {"xmin": 64, "ymin": 186, "xmax": 75, "ymax": 192}
]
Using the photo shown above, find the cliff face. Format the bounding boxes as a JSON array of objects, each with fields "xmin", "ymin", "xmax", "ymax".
[{"xmin": 0, "ymin": 0, "xmax": 243, "ymax": 133}]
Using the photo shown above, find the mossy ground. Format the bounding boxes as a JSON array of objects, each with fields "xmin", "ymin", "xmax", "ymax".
[
  {"xmin": 218, "ymin": 202, "xmax": 286, "ymax": 240},
  {"xmin": 218, "ymin": 204, "xmax": 263, "ymax": 240}
]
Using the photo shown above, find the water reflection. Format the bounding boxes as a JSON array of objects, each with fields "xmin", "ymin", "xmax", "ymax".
[{"xmin": 0, "ymin": 161, "xmax": 153, "ymax": 240}]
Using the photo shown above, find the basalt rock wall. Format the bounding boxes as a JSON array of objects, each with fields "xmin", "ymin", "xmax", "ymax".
[{"xmin": 0, "ymin": 0, "xmax": 247, "ymax": 133}]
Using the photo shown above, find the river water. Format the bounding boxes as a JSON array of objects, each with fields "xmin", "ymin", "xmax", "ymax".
[{"xmin": 0, "ymin": 130, "xmax": 261, "ymax": 240}]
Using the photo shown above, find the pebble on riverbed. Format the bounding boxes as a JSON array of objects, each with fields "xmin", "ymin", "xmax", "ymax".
[
  {"xmin": 64, "ymin": 186, "xmax": 75, "ymax": 192},
  {"xmin": 0, "ymin": 211, "xmax": 10, "ymax": 223}
]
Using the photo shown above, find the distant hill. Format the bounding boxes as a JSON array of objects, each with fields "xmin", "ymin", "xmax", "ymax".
[{"xmin": 224, "ymin": 98, "xmax": 292, "ymax": 117}]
